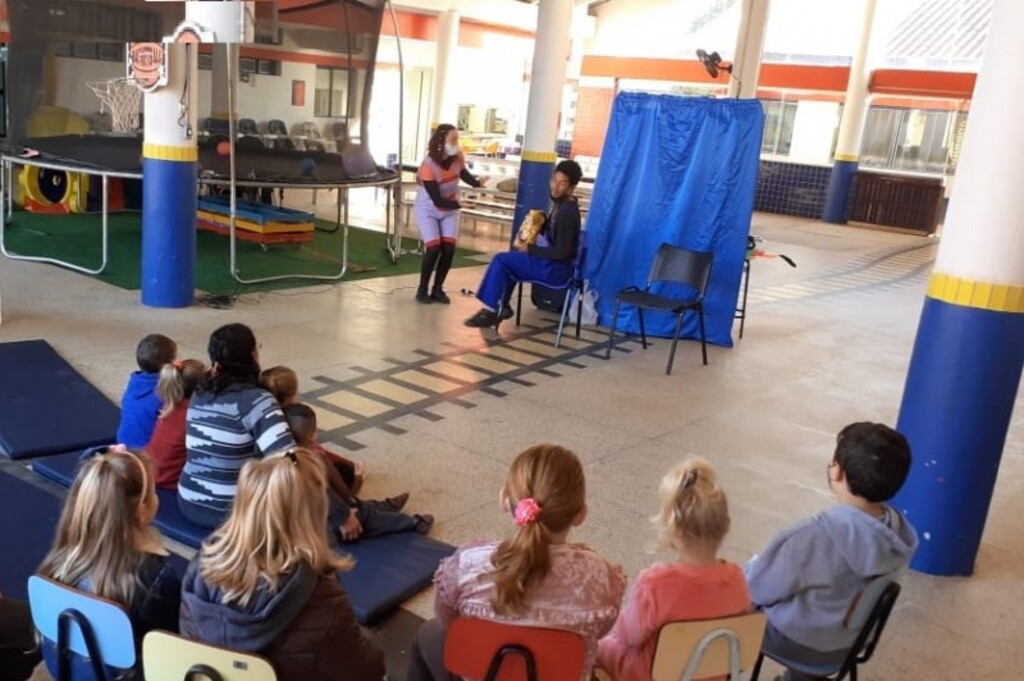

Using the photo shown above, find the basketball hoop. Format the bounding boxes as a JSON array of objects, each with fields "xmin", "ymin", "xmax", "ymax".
[{"xmin": 87, "ymin": 78, "xmax": 142, "ymax": 134}]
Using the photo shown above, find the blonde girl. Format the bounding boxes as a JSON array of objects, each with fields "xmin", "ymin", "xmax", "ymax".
[
  {"xmin": 179, "ymin": 448, "xmax": 384, "ymax": 681},
  {"xmin": 37, "ymin": 447, "xmax": 181, "ymax": 677},
  {"xmin": 597, "ymin": 457, "xmax": 751, "ymax": 681},
  {"xmin": 148, "ymin": 358, "xmax": 207, "ymax": 489},
  {"xmin": 407, "ymin": 444, "xmax": 626, "ymax": 681}
]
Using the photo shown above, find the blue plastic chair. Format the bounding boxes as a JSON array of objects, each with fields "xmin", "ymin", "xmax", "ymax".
[
  {"xmin": 501, "ymin": 231, "xmax": 588, "ymax": 348},
  {"xmin": 750, "ymin": 578, "xmax": 902, "ymax": 681},
  {"xmin": 28, "ymin": 575, "xmax": 137, "ymax": 681}
]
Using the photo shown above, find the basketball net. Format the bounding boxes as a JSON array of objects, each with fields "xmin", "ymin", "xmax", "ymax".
[{"xmin": 87, "ymin": 78, "xmax": 142, "ymax": 133}]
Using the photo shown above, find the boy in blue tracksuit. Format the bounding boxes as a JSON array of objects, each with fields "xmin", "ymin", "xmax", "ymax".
[
  {"xmin": 116, "ymin": 334, "xmax": 177, "ymax": 448},
  {"xmin": 744, "ymin": 422, "xmax": 919, "ymax": 680}
]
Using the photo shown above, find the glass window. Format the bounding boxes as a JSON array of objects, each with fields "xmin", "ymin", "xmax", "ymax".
[
  {"xmin": 314, "ymin": 67, "xmax": 332, "ymax": 117},
  {"xmin": 315, "ymin": 67, "xmax": 350, "ymax": 119},
  {"xmin": 760, "ymin": 100, "xmax": 798, "ymax": 156}
]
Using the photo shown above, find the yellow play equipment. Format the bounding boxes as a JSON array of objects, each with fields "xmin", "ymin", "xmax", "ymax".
[{"xmin": 16, "ymin": 107, "xmax": 92, "ymax": 213}]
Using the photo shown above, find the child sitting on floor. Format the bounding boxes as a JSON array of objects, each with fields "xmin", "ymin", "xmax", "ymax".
[
  {"xmin": 117, "ymin": 334, "xmax": 177, "ymax": 448},
  {"xmin": 260, "ymin": 365, "xmax": 366, "ymax": 494},
  {"xmin": 147, "ymin": 359, "xmax": 207, "ymax": 489},
  {"xmin": 598, "ymin": 457, "xmax": 750, "ymax": 681},
  {"xmin": 37, "ymin": 447, "xmax": 180, "ymax": 679},
  {"xmin": 406, "ymin": 444, "xmax": 626, "ymax": 681},
  {"xmin": 284, "ymin": 403, "xmax": 432, "ymax": 542},
  {"xmin": 744, "ymin": 422, "xmax": 919, "ymax": 681}
]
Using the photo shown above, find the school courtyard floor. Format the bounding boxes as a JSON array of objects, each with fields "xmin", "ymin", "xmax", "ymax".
[{"xmin": 1, "ymin": 205, "xmax": 1019, "ymax": 680}]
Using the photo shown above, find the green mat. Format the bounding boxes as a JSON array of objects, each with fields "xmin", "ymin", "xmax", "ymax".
[{"xmin": 1, "ymin": 211, "xmax": 485, "ymax": 295}]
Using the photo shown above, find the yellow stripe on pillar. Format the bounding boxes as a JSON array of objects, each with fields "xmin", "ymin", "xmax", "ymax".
[
  {"xmin": 143, "ymin": 144, "xmax": 198, "ymax": 163},
  {"xmin": 927, "ymin": 272, "xmax": 1024, "ymax": 313},
  {"xmin": 521, "ymin": 150, "xmax": 558, "ymax": 163}
]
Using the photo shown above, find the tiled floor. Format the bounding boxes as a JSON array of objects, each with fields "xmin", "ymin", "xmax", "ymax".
[{"xmin": 2, "ymin": 211, "xmax": 1021, "ymax": 680}]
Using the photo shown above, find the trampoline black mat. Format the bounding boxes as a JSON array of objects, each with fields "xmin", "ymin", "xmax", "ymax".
[{"xmin": 7, "ymin": 135, "xmax": 395, "ymax": 186}]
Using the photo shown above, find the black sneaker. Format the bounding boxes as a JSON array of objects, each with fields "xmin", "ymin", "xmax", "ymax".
[
  {"xmin": 414, "ymin": 514, "xmax": 435, "ymax": 534},
  {"xmin": 431, "ymin": 288, "xmax": 451, "ymax": 304},
  {"xmin": 497, "ymin": 306, "xmax": 515, "ymax": 320},
  {"xmin": 385, "ymin": 492, "xmax": 410, "ymax": 511},
  {"xmin": 415, "ymin": 290, "xmax": 433, "ymax": 304},
  {"xmin": 464, "ymin": 309, "xmax": 499, "ymax": 327}
]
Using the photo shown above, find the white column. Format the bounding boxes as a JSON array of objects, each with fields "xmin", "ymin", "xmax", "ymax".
[
  {"xmin": 834, "ymin": 0, "xmax": 878, "ymax": 160},
  {"xmin": 143, "ymin": 43, "xmax": 197, "ymax": 152},
  {"xmin": 729, "ymin": 0, "xmax": 771, "ymax": 98},
  {"xmin": 522, "ymin": 0, "xmax": 573, "ymax": 154},
  {"xmin": 183, "ymin": 1, "xmax": 249, "ymax": 43},
  {"xmin": 431, "ymin": 10, "xmax": 460, "ymax": 129}
]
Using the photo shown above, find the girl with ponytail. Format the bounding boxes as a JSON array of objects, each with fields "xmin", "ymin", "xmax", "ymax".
[
  {"xmin": 147, "ymin": 358, "xmax": 207, "ymax": 489},
  {"xmin": 406, "ymin": 444, "xmax": 625, "ymax": 681},
  {"xmin": 597, "ymin": 457, "xmax": 751, "ymax": 681}
]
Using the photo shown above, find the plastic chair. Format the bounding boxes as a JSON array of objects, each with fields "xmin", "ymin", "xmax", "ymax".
[
  {"xmin": 266, "ymin": 119, "xmax": 287, "ymax": 136},
  {"xmin": 604, "ymin": 244, "xmax": 713, "ymax": 375},
  {"xmin": 443, "ymin": 617, "xmax": 586, "ymax": 681},
  {"xmin": 750, "ymin": 579, "xmax": 902, "ymax": 681},
  {"xmin": 650, "ymin": 612, "xmax": 766, "ymax": 681},
  {"xmin": 143, "ymin": 631, "xmax": 277, "ymax": 681},
  {"xmin": 28, "ymin": 575, "xmax": 136, "ymax": 681},
  {"xmin": 237, "ymin": 118, "xmax": 258, "ymax": 135},
  {"xmin": 499, "ymin": 232, "xmax": 588, "ymax": 348}
]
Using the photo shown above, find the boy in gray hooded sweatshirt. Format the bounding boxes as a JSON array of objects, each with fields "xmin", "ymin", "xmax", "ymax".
[{"xmin": 744, "ymin": 422, "xmax": 918, "ymax": 680}]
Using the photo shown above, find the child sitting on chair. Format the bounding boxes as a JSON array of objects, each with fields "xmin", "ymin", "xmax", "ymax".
[
  {"xmin": 597, "ymin": 458, "xmax": 750, "ymax": 681},
  {"xmin": 406, "ymin": 444, "xmax": 626, "ymax": 681},
  {"xmin": 37, "ymin": 447, "xmax": 181, "ymax": 678},
  {"xmin": 284, "ymin": 403, "xmax": 432, "ymax": 542},
  {"xmin": 117, "ymin": 334, "xmax": 177, "ymax": 448},
  {"xmin": 744, "ymin": 423, "xmax": 918, "ymax": 681},
  {"xmin": 260, "ymin": 365, "xmax": 366, "ymax": 494},
  {"xmin": 146, "ymin": 359, "xmax": 207, "ymax": 489},
  {"xmin": 179, "ymin": 448, "xmax": 385, "ymax": 681}
]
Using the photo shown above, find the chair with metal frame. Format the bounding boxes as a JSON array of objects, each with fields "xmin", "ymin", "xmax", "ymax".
[
  {"xmin": 443, "ymin": 617, "xmax": 587, "ymax": 681},
  {"xmin": 604, "ymin": 243, "xmax": 714, "ymax": 375},
  {"xmin": 750, "ymin": 578, "xmax": 902, "ymax": 681},
  {"xmin": 142, "ymin": 630, "xmax": 278, "ymax": 681}
]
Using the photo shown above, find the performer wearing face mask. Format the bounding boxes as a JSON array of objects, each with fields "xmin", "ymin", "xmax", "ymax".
[{"xmin": 413, "ymin": 124, "xmax": 483, "ymax": 304}]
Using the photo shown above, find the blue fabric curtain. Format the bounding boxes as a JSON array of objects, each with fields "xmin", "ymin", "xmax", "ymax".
[{"xmin": 585, "ymin": 94, "xmax": 764, "ymax": 347}]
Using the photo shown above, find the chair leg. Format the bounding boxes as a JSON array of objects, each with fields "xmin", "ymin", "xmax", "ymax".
[
  {"xmin": 605, "ymin": 300, "xmax": 622, "ymax": 359},
  {"xmin": 749, "ymin": 653, "xmax": 765, "ymax": 681},
  {"xmin": 637, "ymin": 308, "xmax": 648, "ymax": 349},
  {"xmin": 667, "ymin": 311, "xmax": 685, "ymax": 376},
  {"xmin": 515, "ymin": 283, "xmax": 523, "ymax": 327},
  {"xmin": 555, "ymin": 283, "xmax": 573, "ymax": 348},
  {"xmin": 699, "ymin": 305, "xmax": 708, "ymax": 366},
  {"xmin": 574, "ymin": 283, "xmax": 583, "ymax": 339}
]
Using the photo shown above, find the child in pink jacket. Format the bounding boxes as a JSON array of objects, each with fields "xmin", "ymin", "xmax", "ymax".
[{"xmin": 598, "ymin": 458, "xmax": 751, "ymax": 680}]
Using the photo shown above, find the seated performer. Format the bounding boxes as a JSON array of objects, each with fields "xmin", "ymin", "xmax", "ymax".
[{"xmin": 464, "ymin": 160, "xmax": 583, "ymax": 328}]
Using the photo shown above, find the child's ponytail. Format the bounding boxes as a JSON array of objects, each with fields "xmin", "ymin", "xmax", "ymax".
[
  {"xmin": 157, "ymin": 359, "xmax": 207, "ymax": 418},
  {"xmin": 488, "ymin": 445, "xmax": 585, "ymax": 615}
]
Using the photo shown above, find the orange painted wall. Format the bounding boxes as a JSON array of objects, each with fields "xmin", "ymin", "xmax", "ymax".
[{"xmin": 573, "ymin": 87, "xmax": 617, "ymax": 158}]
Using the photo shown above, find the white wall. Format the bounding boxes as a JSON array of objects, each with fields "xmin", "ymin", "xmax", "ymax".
[
  {"xmin": 787, "ymin": 100, "xmax": 841, "ymax": 165},
  {"xmin": 589, "ymin": 0, "xmax": 741, "ymax": 59}
]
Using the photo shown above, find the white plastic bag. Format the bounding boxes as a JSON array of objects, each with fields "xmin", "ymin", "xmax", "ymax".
[{"xmin": 569, "ymin": 280, "xmax": 599, "ymax": 326}]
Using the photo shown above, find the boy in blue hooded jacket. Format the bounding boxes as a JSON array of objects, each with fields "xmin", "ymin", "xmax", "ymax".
[
  {"xmin": 744, "ymin": 422, "xmax": 918, "ymax": 679},
  {"xmin": 116, "ymin": 334, "xmax": 177, "ymax": 448}
]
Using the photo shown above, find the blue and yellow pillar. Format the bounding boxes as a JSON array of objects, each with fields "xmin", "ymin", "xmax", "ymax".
[
  {"xmin": 823, "ymin": 0, "xmax": 877, "ymax": 224},
  {"xmin": 141, "ymin": 41, "xmax": 198, "ymax": 308},
  {"xmin": 894, "ymin": 0, "xmax": 1024, "ymax": 576},
  {"xmin": 512, "ymin": 0, "xmax": 574, "ymax": 236}
]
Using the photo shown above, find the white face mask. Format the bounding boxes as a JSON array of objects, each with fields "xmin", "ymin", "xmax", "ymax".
[{"xmin": 445, "ymin": 143, "xmax": 460, "ymax": 157}]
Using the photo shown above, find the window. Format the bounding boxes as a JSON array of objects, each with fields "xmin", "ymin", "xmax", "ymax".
[
  {"xmin": 760, "ymin": 100, "xmax": 798, "ymax": 156},
  {"xmin": 53, "ymin": 42, "xmax": 124, "ymax": 62},
  {"xmin": 314, "ymin": 67, "xmax": 350, "ymax": 118},
  {"xmin": 861, "ymin": 106, "xmax": 961, "ymax": 174}
]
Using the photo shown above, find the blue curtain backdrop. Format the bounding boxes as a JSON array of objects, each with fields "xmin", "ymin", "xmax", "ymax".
[{"xmin": 585, "ymin": 93, "xmax": 764, "ymax": 347}]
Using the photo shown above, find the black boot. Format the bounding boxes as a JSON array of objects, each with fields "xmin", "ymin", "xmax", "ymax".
[
  {"xmin": 417, "ymin": 246, "xmax": 440, "ymax": 303},
  {"xmin": 431, "ymin": 242, "xmax": 456, "ymax": 304}
]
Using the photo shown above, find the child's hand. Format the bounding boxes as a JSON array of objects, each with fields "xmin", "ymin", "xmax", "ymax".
[{"xmin": 340, "ymin": 514, "xmax": 363, "ymax": 542}]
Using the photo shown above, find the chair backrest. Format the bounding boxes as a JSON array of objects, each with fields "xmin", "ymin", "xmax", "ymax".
[
  {"xmin": 443, "ymin": 617, "xmax": 586, "ymax": 681},
  {"xmin": 839, "ymin": 578, "xmax": 902, "ymax": 672},
  {"xmin": 651, "ymin": 612, "xmax": 766, "ymax": 681},
  {"xmin": 647, "ymin": 243, "xmax": 714, "ymax": 295},
  {"xmin": 143, "ymin": 631, "xmax": 278, "ymax": 681},
  {"xmin": 267, "ymin": 119, "xmax": 287, "ymax": 135},
  {"xmin": 237, "ymin": 118, "xmax": 258, "ymax": 135},
  {"xmin": 28, "ymin": 575, "xmax": 137, "ymax": 675}
]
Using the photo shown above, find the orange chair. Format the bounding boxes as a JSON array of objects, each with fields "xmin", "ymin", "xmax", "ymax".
[{"xmin": 443, "ymin": 617, "xmax": 586, "ymax": 681}]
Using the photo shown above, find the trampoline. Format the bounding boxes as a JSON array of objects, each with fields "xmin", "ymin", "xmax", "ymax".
[{"xmin": 1, "ymin": 0, "xmax": 409, "ymax": 285}]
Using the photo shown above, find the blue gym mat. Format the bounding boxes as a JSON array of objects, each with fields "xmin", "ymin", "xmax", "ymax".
[
  {"xmin": 0, "ymin": 340, "xmax": 120, "ymax": 460},
  {"xmin": 32, "ymin": 452, "xmax": 455, "ymax": 624},
  {"xmin": 0, "ymin": 470, "xmax": 62, "ymax": 600}
]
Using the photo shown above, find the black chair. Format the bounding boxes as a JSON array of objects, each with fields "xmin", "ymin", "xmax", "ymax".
[
  {"xmin": 237, "ymin": 118, "xmax": 258, "ymax": 135},
  {"xmin": 750, "ymin": 579, "xmax": 902, "ymax": 681},
  {"xmin": 266, "ymin": 119, "xmax": 287, "ymax": 136},
  {"xmin": 604, "ymin": 243, "xmax": 713, "ymax": 375}
]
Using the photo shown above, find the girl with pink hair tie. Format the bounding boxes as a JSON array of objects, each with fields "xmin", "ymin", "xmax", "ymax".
[{"xmin": 406, "ymin": 444, "xmax": 626, "ymax": 681}]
